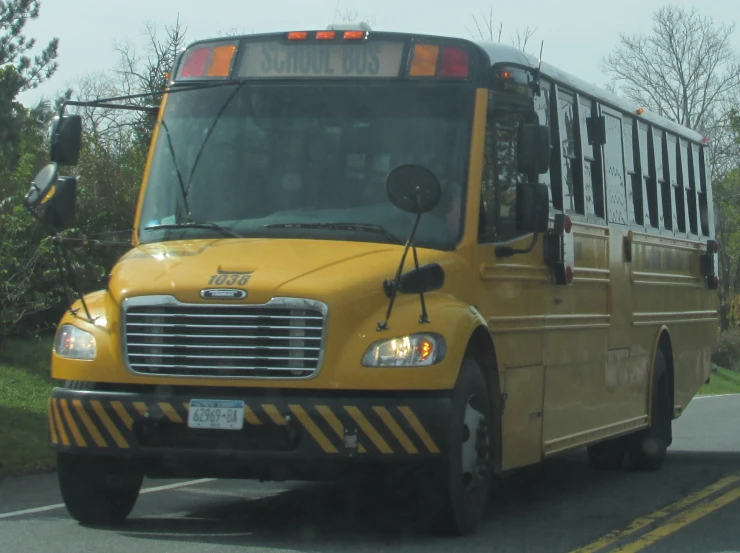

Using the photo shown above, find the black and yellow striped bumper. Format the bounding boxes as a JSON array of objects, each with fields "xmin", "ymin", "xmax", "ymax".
[{"xmin": 48, "ymin": 388, "xmax": 450, "ymax": 459}]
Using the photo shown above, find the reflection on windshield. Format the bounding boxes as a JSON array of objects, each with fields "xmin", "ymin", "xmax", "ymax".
[{"xmin": 138, "ymin": 84, "xmax": 473, "ymax": 250}]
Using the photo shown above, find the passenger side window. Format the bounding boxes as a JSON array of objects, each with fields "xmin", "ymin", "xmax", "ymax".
[
  {"xmin": 645, "ymin": 126, "xmax": 661, "ymax": 229},
  {"xmin": 557, "ymin": 89, "xmax": 578, "ymax": 213},
  {"xmin": 479, "ymin": 93, "xmax": 530, "ymax": 243},
  {"xmin": 577, "ymin": 97, "xmax": 605, "ymax": 219},
  {"xmin": 684, "ymin": 140, "xmax": 699, "ymax": 236},
  {"xmin": 697, "ymin": 146, "xmax": 710, "ymax": 236},
  {"xmin": 624, "ymin": 117, "xmax": 645, "ymax": 226},
  {"xmin": 603, "ymin": 110, "xmax": 627, "ymax": 224},
  {"xmin": 534, "ymin": 81, "xmax": 556, "ymax": 210}
]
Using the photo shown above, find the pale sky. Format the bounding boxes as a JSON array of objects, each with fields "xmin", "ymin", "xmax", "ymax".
[{"xmin": 17, "ymin": 0, "xmax": 740, "ymax": 107}]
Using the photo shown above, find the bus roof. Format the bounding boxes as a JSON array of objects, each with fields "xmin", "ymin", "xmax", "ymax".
[
  {"xmin": 473, "ymin": 40, "xmax": 706, "ymax": 144},
  {"xmin": 177, "ymin": 30, "xmax": 705, "ymax": 144}
]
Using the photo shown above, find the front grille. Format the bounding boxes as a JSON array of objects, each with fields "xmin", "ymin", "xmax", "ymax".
[{"xmin": 123, "ymin": 296, "xmax": 327, "ymax": 379}]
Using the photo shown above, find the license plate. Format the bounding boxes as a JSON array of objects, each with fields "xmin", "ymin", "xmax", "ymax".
[{"xmin": 187, "ymin": 399, "xmax": 245, "ymax": 430}]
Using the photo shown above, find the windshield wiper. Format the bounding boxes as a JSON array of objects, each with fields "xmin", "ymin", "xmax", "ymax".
[
  {"xmin": 145, "ymin": 222, "xmax": 241, "ymax": 238},
  {"xmin": 265, "ymin": 222, "xmax": 404, "ymax": 245},
  {"xmin": 158, "ymin": 119, "xmax": 191, "ymax": 221}
]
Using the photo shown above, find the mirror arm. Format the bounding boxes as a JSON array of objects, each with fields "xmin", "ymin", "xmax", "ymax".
[
  {"xmin": 23, "ymin": 201, "xmax": 94, "ymax": 323},
  {"xmin": 495, "ymin": 231, "xmax": 540, "ymax": 258},
  {"xmin": 53, "ymin": 236, "xmax": 94, "ymax": 322},
  {"xmin": 410, "ymin": 244, "xmax": 430, "ymax": 324},
  {"xmin": 377, "ymin": 213, "xmax": 423, "ymax": 331}
]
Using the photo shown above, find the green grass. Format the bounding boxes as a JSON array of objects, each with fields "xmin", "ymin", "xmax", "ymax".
[
  {"xmin": 699, "ymin": 366, "xmax": 740, "ymax": 396},
  {"xmin": 0, "ymin": 336, "xmax": 56, "ymax": 479}
]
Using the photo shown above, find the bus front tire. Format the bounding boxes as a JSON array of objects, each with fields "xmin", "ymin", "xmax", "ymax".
[
  {"xmin": 57, "ymin": 452, "xmax": 143, "ymax": 525},
  {"xmin": 426, "ymin": 358, "xmax": 492, "ymax": 536},
  {"xmin": 629, "ymin": 349, "xmax": 672, "ymax": 471}
]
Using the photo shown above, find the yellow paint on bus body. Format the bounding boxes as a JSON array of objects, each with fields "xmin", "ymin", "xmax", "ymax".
[{"xmin": 48, "ymin": 71, "xmax": 717, "ymax": 477}]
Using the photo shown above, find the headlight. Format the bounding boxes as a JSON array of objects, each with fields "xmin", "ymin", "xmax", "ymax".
[
  {"xmin": 54, "ymin": 325, "xmax": 96, "ymax": 360},
  {"xmin": 362, "ymin": 333, "xmax": 446, "ymax": 367}
]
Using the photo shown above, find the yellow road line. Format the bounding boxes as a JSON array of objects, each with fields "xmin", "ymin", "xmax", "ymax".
[
  {"xmin": 111, "ymin": 401, "xmax": 134, "ymax": 430},
  {"xmin": 91, "ymin": 401, "xmax": 129, "ymax": 448},
  {"xmin": 612, "ymin": 486, "xmax": 740, "ymax": 553},
  {"xmin": 570, "ymin": 474, "xmax": 740, "ymax": 553},
  {"xmin": 59, "ymin": 399, "xmax": 87, "ymax": 447},
  {"xmin": 72, "ymin": 400, "xmax": 107, "ymax": 447},
  {"xmin": 373, "ymin": 406, "xmax": 418, "ymax": 454},
  {"xmin": 288, "ymin": 405, "xmax": 338, "ymax": 454},
  {"xmin": 345, "ymin": 406, "xmax": 392, "ymax": 454},
  {"xmin": 52, "ymin": 399, "xmax": 70, "ymax": 446},
  {"xmin": 316, "ymin": 405, "xmax": 366, "ymax": 453},
  {"xmin": 398, "ymin": 406, "xmax": 440, "ymax": 454}
]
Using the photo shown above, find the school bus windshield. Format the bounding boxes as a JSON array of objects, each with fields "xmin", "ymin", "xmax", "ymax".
[{"xmin": 138, "ymin": 83, "xmax": 474, "ymax": 249}]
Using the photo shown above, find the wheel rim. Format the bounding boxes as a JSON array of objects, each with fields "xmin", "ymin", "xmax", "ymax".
[{"xmin": 460, "ymin": 393, "xmax": 489, "ymax": 494}]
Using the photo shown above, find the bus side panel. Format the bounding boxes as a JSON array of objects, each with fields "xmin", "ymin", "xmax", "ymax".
[
  {"xmin": 501, "ymin": 364, "xmax": 545, "ymax": 470},
  {"xmin": 628, "ymin": 231, "xmax": 718, "ymax": 415},
  {"xmin": 474, "ymin": 244, "xmax": 547, "ymax": 470},
  {"xmin": 541, "ymin": 223, "xmax": 614, "ymax": 455}
]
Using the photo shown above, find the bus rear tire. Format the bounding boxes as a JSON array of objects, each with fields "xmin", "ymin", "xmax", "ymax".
[
  {"xmin": 425, "ymin": 358, "xmax": 492, "ymax": 536},
  {"xmin": 629, "ymin": 349, "xmax": 672, "ymax": 471},
  {"xmin": 587, "ymin": 437, "xmax": 627, "ymax": 471},
  {"xmin": 57, "ymin": 452, "xmax": 143, "ymax": 525}
]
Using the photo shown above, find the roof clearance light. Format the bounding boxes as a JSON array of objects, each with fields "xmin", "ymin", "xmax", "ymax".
[
  {"xmin": 702, "ymin": 136, "xmax": 710, "ymax": 144},
  {"xmin": 439, "ymin": 46, "xmax": 469, "ymax": 78},
  {"xmin": 180, "ymin": 47, "xmax": 211, "ymax": 78},
  {"xmin": 316, "ymin": 31, "xmax": 336, "ymax": 40},
  {"xmin": 409, "ymin": 44, "xmax": 440, "ymax": 77},
  {"xmin": 288, "ymin": 31, "xmax": 308, "ymax": 40},
  {"xmin": 343, "ymin": 30, "xmax": 366, "ymax": 40},
  {"xmin": 635, "ymin": 108, "xmax": 645, "ymax": 115},
  {"xmin": 207, "ymin": 44, "xmax": 237, "ymax": 77},
  {"xmin": 498, "ymin": 70, "xmax": 514, "ymax": 80}
]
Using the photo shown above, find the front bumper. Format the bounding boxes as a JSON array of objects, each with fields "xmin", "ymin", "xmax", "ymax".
[{"xmin": 48, "ymin": 387, "xmax": 451, "ymax": 463}]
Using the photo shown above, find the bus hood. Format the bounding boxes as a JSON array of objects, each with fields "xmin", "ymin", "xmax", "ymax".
[{"xmin": 108, "ymin": 238, "xmax": 435, "ymax": 307}]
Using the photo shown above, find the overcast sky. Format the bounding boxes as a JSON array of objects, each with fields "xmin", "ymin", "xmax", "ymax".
[{"xmin": 16, "ymin": 0, "xmax": 740, "ymax": 107}]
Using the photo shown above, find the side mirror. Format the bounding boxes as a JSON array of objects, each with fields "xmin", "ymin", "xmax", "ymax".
[
  {"xmin": 517, "ymin": 124, "xmax": 550, "ymax": 175},
  {"xmin": 384, "ymin": 263, "xmax": 445, "ymax": 297},
  {"xmin": 41, "ymin": 177, "xmax": 78, "ymax": 232},
  {"xmin": 516, "ymin": 183, "xmax": 550, "ymax": 233},
  {"xmin": 386, "ymin": 164, "xmax": 442, "ymax": 215},
  {"xmin": 23, "ymin": 163, "xmax": 59, "ymax": 210},
  {"xmin": 50, "ymin": 115, "xmax": 83, "ymax": 166}
]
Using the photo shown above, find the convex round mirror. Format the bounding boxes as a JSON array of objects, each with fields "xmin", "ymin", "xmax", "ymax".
[
  {"xmin": 385, "ymin": 164, "xmax": 442, "ymax": 215},
  {"xmin": 24, "ymin": 163, "xmax": 59, "ymax": 210}
]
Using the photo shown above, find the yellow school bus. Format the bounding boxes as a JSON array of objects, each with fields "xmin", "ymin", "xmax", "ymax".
[{"xmin": 27, "ymin": 23, "xmax": 718, "ymax": 536}]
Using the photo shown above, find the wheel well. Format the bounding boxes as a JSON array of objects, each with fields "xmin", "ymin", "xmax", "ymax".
[
  {"xmin": 465, "ymin": 326, "xmax": 502, "ymax": 472},
  {"xmin": 657, "ymin": 332, "xmax": 675, "ymax": 417}
]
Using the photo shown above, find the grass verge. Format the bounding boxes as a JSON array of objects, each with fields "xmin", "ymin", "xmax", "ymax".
[
  {"xmin": 0, "ymin": 336, "xmax": 55, "ymax": 479},
  {"xmin": 699, "ymin": 366, "xmax": 740, "ymax": 396}
]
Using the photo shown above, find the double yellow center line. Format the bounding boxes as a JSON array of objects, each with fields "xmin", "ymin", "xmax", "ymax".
[{"xmin": 571, "ymin": 474, "xmax": 740, "ymax": 553}]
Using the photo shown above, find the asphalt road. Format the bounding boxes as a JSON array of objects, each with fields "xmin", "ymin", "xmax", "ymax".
[{"xmin": 0, "ymin": 394, "xmax": 738, "ymax": 553}]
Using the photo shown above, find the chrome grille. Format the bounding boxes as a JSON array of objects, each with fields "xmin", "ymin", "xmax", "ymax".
[{"xmin": 123, "ymin": 296, "xmax": 327, "ymax": 379}]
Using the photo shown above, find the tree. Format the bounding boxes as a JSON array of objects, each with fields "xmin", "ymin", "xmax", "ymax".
[
  {"xmin": 334, "ymin": 8, "xmax": 376, "ymax": 27},
  {"xmin": 112, "ymin": 16, "xmax": 187, "ymax": 150},
  {"xmin": 0, "ymin": 0, "xmax": 59, "ymax": 92},
  {"xmin": 603, "ymin": 6, "xmax": 740, "ymax": 331},
  {"xmin": 601, "ymin": 6, "xmax": 740, "ymax": 134},
  {"xmin": 465, "ymin": 8, "xmax": 537, "ymax": 53},
  {"xmin": 0, "ymin": 1, "xmax": 58, "ymax": 167}
]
